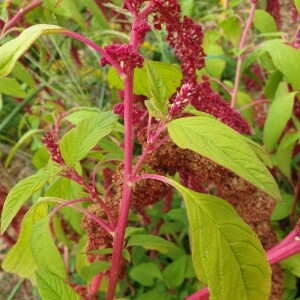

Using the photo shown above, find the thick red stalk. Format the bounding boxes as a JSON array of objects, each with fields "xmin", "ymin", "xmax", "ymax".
[
  {"xmin": 231, "ymin": 0, "xmax": 257, "ymax": 108},
  {"xmin": 5, "ymin": 0, "xmax": 42, "ymax": 31}
]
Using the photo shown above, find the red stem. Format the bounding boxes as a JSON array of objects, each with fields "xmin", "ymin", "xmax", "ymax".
[
  {"xmin": 90, "ymin": 274, "xmax": 103, "ymax": 297},
  {"xmin": 231, "ymin": 0, "xmax": 257, "ymax": 108},
  {"xmin": 5, "ymin": 0, "xmax": 42, "ymax": 31}
]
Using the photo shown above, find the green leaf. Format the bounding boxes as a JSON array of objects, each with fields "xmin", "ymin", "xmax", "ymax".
[
  {"xmin": 0, "ymin": 24, "xmax": 65, "ymax": 78},
  {"xmin": 108, "ymin": 60, "xmax": 182, "ymax": 100},
  {"xmin": 31, "ymin": 217, "xmax": 67, "ymax": 280},
  {"xmin": 263, "ymin": 92, "xmax": 296, "ymax": 151},
  {"xmin": 219, "ymin": 16, "xmax": 241, "ymax": 47},
  {"xmin": 295, "ymin": 0, "xmax": 300, "ymax": 13},
  {"xmin": 127, "ymin": 234, "xmax": 185, "ymax": 259},
  {"xmin": 253, "ymin": 10, "xmax": 277, "ymax": 33},
  {"xmin": 0, "ymin": 78, "xmax": 27, "ymax": 97},
  {"xmin": 265, "ymin": 70, "xmax": 282, "ymax": 99},
  {"xmin": 145, "ymin": 60, "xmax": 168, "ymax": 117},
  {"xmin": 11, "ymin": 61, "xmax": 35, "ymax": 88},
  {"xmin": 43, "ymin": 0, "xmax": 85, "ymax": 29},
  {"xmin": 83, "ymin": 0, "xmax": 109, "ymax": 29},
  {"xmin": 81, "ymin": 261, "xmax": 111, "ymax": 283},
  {"xmin": 245, "ymin": 40, "xmax": 300, "ymax": 89},
  {"xmin": 59, "ymin": 111, "xmax": 118, "ymax": 165},
  {"xmin": 236, "ymin": 91, "xmax": 254, "ymax": 125},
  {"xmin": 1, "ymin": 170, "xmax": 51, "ymax": 234},
  {"xmin": 275, "ymin": 131, "xmax": 296, "ymax": 178},
  {"xmin": 163, "ymin": 256, "xmax": 187, "ymax": 288},
  {"xmin": 172, "ymin": 181, "xmax": 272, "ymax": 300},
  {"xmin": 168, "ymin": 116, "xmax": 280, "ymax": 201},
  {"xmin": 244, "ymin": 137, "xmax": 273, "ymax": 168},
  {"xmin": 36, "ymin": 270, "xmax": 80, "ymax": 300},
  {"xmin": 2, "ymin": 203, "xmax": 48, "ymax": 281},
  {"xmin": 5, "ymin": 129, "xmax": 43, "ymax": 168},
  {"xmin": 129, "ymin": 262, "xmax": 162, "ymax": 286},
  {"xmin": 271, "ymin": 193, "xmax": 293, "ymax": 221}
]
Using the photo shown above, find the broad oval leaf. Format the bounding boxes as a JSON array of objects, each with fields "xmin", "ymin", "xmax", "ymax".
[
  {"xmin": 36, "ymin": 270, "xmax": 80, "ymax": 300},
  {"xmin": 129, "ymin": 262, "xmax": 162, "ymax": 287},
  {"xmin": 172, "ymin": 181, "xmax": 271, "ymax": 300},
  {"xmin": 0, "ymin": 78, "xmax": 27, "ymax": 98},
  {"xmin": 168, "ymin": 116, "xmax": 280, "ymax": 201},
  {"xmin": 1, "ymin": 170, "xmax": 51, "ymax": 234},
  {"xmin": 263, "ymin": 92, "xmax": 296, "ymax": 151},
  {"xmin": 0, "ymin": 24, "xmax": 65, "ymax": 78},
  {"xmin": 2, "ymin": 203, "xmax": 48, "ymax": 281},
  {"xmin": 59, "ymin": 111, "xmax": 118, "ymax": 165}
]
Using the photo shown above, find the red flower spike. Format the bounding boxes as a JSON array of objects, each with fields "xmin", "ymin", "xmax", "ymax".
[
  {"xmin": 113, "ymin": 103, "xmax": 145, "ymax": 124},
  {"xmin": 100, "ymin": 43, "xmax": 144, "ymax": 70},
  {"xmin": 42, "ymin": 132, "xmax": 65, "ymax": 165}
]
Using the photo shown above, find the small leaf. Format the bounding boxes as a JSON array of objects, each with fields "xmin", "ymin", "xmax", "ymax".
[
  {"xmin": 31, "ymin": 217, "xmax": 67, "ymax": 280},
  {"xmin": 253, "ymin": 10, "xmax": 277, "ymax": 33},
  {"xmin": 163, "ymin": 256, "xmax": 186, "ymax": 288},
  {"xmin": 11, "ymin": 61, "xmax": 35, "ymax": 88},
  {"xmin": 127, "ymin": 234, "xmax": 185, "ymax": 259},
  {"xmin": 2, "ymin": 203, "xmax": 48, "ymax": 281},
  {"xmin": 275, "ymin": 132, "xmax": 296, "ymax": 178},
  {"xmin": 1, "ymin": 170, "xmax": 51, "ymax": 234},
  {"xmin": 145, "ymin": 60, "xmax": 168, "ymax": 117},
  {"xmin": 171, "ymin": 180, "xmax": 272, "ymax": 300},
  {"xmin": 263, "ymin": 92, "xmax": 296, "ymax": 151},
  {"xmin": 168, "ymin": 116, "xmax": 280, "ymax": 200},
  {"xmin": 81, "ymin": 261, "xmax": 111, "ymax": 283},
  {"xmin": 219, "ymin": 16, "xmax": 241, "ymax": 47},
  {"xmin": 36, "ymin": 270, "xmax": 80, "ymax": 300},
  {"xmin": 129, "ymin": 262, "xmax": 162, "ymax": 286},
  {"xmin": 0, "ymin": 24, "xmax": 65, "ymax": 78},
  {"xmin": 271, "ymin": 193, "xmax": 293, "ymax": 221},
  {"xmin": 0, "ymin": 78, "xmax": 27, "ymax": 98},
  {"xmin": 59, "ymin": 111, "xmax": 118, "ymax": 165}
]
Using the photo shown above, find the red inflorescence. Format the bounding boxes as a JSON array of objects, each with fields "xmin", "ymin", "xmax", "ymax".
[
  {"xmin": 134, "ymin": 21, "xmax": 151, "ymax": 47},
  {"xmin": 266, "ymin": 0, "xmax": 282, "ymax": 29},
  {"xmin": 100, "ymin": 43, "xmax": 144, "ymax": 69},
  {"xmin": 113, "ymin": 103, "xmax": 145, "ymax": 124},
  {"xmin": 192, "ymin": 76, "xmax": 253, "ymax": 135},
  {"xmin": 152, "ymin": 1, "xmax": 205, "ymax": 83},
  {"xmin": 42, "ymin": 132, "xmax": 65, "ymax": 165},
  {"xmin": 169, "ymin": 83, "xmax": 195, "ymax": 116}
]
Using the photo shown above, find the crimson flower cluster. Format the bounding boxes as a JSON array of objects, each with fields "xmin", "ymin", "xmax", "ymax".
[
  {"xmin": 42, "ymin": 132, "xmax": 65, "ymax": 165},
  {"xmin": 100, "ymin": 43, "xmax": 144, "ymax": 70},
  {"xmin": 113, "ymin": 103, "xmax": 145, "ymax": 124}
]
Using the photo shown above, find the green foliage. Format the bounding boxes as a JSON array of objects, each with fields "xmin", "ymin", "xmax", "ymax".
[
  {"xmin": 0, "ymin": 78, "xmax": 27, "ymax": 98},
  {"xmin": 107, "ymin": 60, "xmax": 182, "ymax": 100},
  {"xmin": 129, "ymin": 262, "xmax": 162, "ymax": 286},
  {"xmin": 0, "ymin": 24, "xmax": 65, "ymax": 78},
  {"xmin": 59, "ymin": 111, "xmax": 118, "ymax": 165},
  {"xmin": 1, "ymin": 170, "xmax": 52, "ymax": 234},
  {"xmin": 2, "ymin": 203, "xmax": 48, "ymax": 281},
  {"xmin": 168, "ymin": 116, "xmax": 280, "ymax": 200},
  {"xmin": 36, "ymin": 269, "xmax": 80, "ymax": 300},
  {"xmin": 263, "ymin": 92, "xmax": 296, "ymax": 151},
  {"xmin": 145, "ymin": 60, "xmax": 169, "ymax": 119},
  {"xmin": 81, "ymin": 261, "xmax": 111, "ymax": 283},
  {"xmin": 253, "ymin": 10, "xmax": 277, "ymax": 33},
  {"xmin": 171, "ymin": 180, "xmax": 272, "ymax": 300}
]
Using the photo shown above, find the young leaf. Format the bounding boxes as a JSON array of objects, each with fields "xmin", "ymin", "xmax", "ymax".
[
  {"xmin": 145, "ymin": 60, "xmax": 168, "ymax": 117},
  {"xmin": 253, "ymin": 10, "xmax": 277, "ymax": 33},
  {"xmin": 127, "ymin": 234, "xmax": 185, "ymax": 259},
  {"xmin": 59, "ymin": 111, "xmax": 118, "ymax": 165},
  {"xmin": 31, "ymin": 217, "xmax": 67, "ymax": 280},
  {"xmin": 263, "ymin": 92, "xmax": 296, "ymax": 151},
  {"xmin": 36, "ymin": 270, "xmax": 80, "ymax": 300},
  {"xmin": 171, "ymin": 180, "xmax": 271, "ymax": 300},
  {"xmin": 1, "ymin": 170, "xmax": 51, "ymax": 234},
  {"xmin": 168, "ymin": 116, "xmax": 281, "ymax": 201},
  {"xmin": 80, "ymin": 261, "xmax": 111, "ymax": 283},
  {"xmin": 129, "ymin": 262, "xmax": 162, "ymax": 286},
  {"xmin": 0, "ymin": 24, "xmax": 65, "ymax": 78},
  {"xmin": 0, "ymin": 78, "xmax": 27, "ymax": 98},
  {"xmin": 163, "ymin": 256, "xmax": 187, "ymax": 288},
  {"xmin": 2, "ymin": 203, "xmax": 48, "ymax": 281}
]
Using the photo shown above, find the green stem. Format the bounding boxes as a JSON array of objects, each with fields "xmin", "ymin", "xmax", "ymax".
[{"xmin": 7, "ymin": 278, "xmax": 25, "ymax": 300}]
